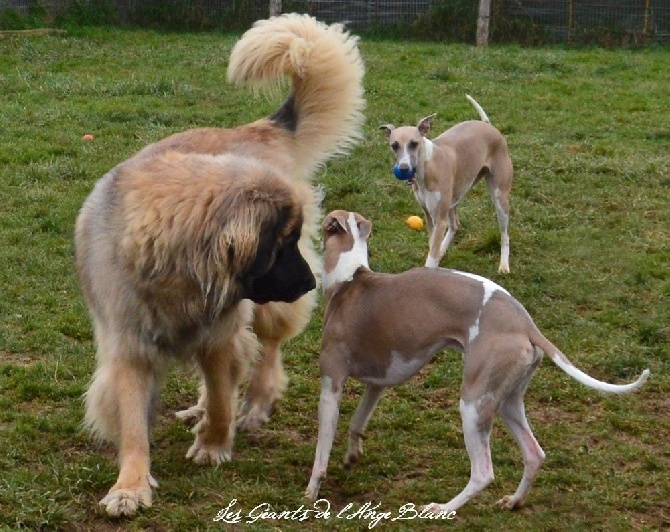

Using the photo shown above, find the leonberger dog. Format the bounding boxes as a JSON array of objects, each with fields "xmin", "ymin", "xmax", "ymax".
[{"xmin": 75, "ymin": 14, "xmax": 365, "ymax": 516}]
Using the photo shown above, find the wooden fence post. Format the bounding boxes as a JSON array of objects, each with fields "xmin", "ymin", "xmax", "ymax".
[
  {"xmin": 477, "ymin": 0, "xmax": 491, "ymax": 46},
  {"xmin": 269, "ymin": 0, "xmax": 282, "ymax": 17}
]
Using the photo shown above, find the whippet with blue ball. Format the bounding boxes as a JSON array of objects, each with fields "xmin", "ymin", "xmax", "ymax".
[
  {"xmin": 305, "ymin": 210, "xmax": 649, "ymax": 513},
  {"xmin": 380, "ymin": 95, "xmax": 513, "ymax": 272}
]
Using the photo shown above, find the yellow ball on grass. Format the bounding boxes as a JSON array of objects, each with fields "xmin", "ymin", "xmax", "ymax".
[{"xmin": 406, "ymin": 215, "xmax": 424, "ymax": 230}]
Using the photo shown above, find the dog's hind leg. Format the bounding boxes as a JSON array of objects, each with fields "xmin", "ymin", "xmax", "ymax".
[
  {"xmin": 91, "ymin": 356, "xmax": 160, "ymax": 517},
  {"xmin": 486, "ymin": 164, "xmax": 512, "ymax": 273},
  {"xmin": 305, "ymin": 374, "xmax": 345, "ymax": 501},
  {"xmin": 424, "ymin": 396, "xmax": 496, "ymax": 514},
  {"xmin": 496, "ymin": 350, "xmax": 545, "ymax": 509},
  {"xmin": 344, "ymin": 384, "xmax": 384, "ymax": 466}
]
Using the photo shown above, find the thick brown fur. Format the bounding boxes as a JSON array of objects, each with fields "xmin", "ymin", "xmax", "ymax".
[{"xmin": 75, "ymin": 13, "xmax": 365, "ymax": 517}]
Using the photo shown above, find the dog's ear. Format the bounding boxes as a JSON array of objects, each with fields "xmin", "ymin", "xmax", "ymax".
[
  {"xmin": 379, "ymin": 124, "xmax": 395, "ymax": 138},
  {"xmin": 323, "ymin": 212, "xmax": 349, "ymax": 235},
  {"xmin": 417, "ymin": 114, "xmax": 436, "ymax": 136},
  {"xmin": 357, "ymin": 218, "xmax": 372, "ymax": 240}
]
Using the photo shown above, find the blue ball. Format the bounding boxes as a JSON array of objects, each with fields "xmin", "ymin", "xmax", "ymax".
[{"xmin": 393, "ymin": 165, "xmax": 416, "ymax": 181}]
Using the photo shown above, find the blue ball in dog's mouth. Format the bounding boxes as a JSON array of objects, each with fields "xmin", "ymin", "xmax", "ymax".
[{"xmin": 393, "ymin": 165, "xmax": 416, "ymax": 181}]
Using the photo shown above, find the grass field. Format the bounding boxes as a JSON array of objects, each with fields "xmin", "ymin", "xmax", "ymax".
[{"xmin": 0, "ymin": 26, "xmax": 668, "ymax": 530}]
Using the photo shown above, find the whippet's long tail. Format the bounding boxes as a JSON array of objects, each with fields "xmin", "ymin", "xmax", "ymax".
[
  {"xmin": 530, "ymin": 331, "xmax": 649, "ymax": 394},
  {"xmin": 465, "ymin": 94, "xmax": 491, "ymax": 124},
  {"xmin": 227, "ymin": 13, "xmax": 366, "ymax": 176}
]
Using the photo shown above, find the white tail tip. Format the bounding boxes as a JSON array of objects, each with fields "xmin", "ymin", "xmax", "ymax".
[{"xmin": 552, "ymin": 352, "xmax": 650, "ymax": 394}]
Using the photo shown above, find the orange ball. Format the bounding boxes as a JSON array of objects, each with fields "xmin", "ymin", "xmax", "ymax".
[{"xmin": 406, "ymin": 215, "xmax": 424, "ymax": 230}]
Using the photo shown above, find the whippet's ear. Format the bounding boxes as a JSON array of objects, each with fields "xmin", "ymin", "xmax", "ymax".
[
  {"xmin": 417, "ymin": 114, "xmax": 437, "ymax": 137},
  {"xmin": 379, "ymin": 124, "xmax": 395, "ymax": 138},
  {"xmin": 357, "ymin": 219, "xmax": 372, "ymax": 240},
  {"xmin": 323, "ymin": 213, "xmax": 348, "ymax": 235}
]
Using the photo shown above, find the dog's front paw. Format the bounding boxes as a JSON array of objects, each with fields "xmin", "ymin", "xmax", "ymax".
[
  {"xmin": 186, "ymin": 416, "xmax": 234, "ymax": 465},
  {"xmin": 186, "ymin": 440, "xmax": 232, "ymax": 465},
  {"xmin": 99, "ymin": 475, "xmax": 157, "ymax": 517}
]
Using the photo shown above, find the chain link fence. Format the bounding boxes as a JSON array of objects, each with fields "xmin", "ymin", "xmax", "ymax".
[
  {"xmin": 1, "ymin": 0, "xmax": 669, "ymax": 44},
  {"xmin": 503, "ymin": 0, "xmax": 669, "ymax": 45}
]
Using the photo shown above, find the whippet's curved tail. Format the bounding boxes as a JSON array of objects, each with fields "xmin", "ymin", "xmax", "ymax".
[
  {"xmin": 530, "ymin": 330, "xmax": 650, "ymax": 394},
  {"xmin": 465, "ymin": 94, "xmax": 491, "ymax": 123}
]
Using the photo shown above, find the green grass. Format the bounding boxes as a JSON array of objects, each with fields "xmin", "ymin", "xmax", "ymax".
[{"xmin": 1, "ymin": 28, "xmax": 669, "ymax": 530}]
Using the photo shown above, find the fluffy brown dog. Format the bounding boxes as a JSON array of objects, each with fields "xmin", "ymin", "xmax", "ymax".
[{"xmin": 75, "ymin": 14, "xmax": 365, "ymax": 516}]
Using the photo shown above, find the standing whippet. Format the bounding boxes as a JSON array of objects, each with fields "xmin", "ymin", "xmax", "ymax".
[
  {"xmin": 305, "ymin": 210, "xmax": 649, "ymax": 513},
  {"xmin": 380, "ymin": 95, "xmax": 513, "ymax": 272}
]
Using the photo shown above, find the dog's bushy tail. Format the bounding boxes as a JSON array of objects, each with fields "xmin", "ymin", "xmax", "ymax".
[
  {"xmin": 530, "ymin": 330, "xmax": 650, "ymax": 394},
  {"xmin": 227, "ymin": 13, "xmax": 365, "ymax": 179},
  {"xmin": 465, "ymin": 95, "xmax": 490, "ymax": 123}
]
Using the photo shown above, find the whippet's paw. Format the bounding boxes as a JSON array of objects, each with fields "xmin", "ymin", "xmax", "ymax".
[
  {"xmin": 99, "ymin": 475, "xmax": 158, "ymax": 517},
  {"xmin": 304, "ymin": 479, "xmax": 322, "ymax": 502},
  {"xmin": 343, "ymin": 451, "xmax": 361, "ymax": 468},
  {"xmin": 421, "ymin": 503, "xmax": 440, "ymax": 513},
  {"xmin": 420, "ymin": 502, "xmax": 461, "ymax": 521},
  {"xmin": 420, "ymin": 502, "xmax": 456, "ymax": 514},
  {"xmin": 186, "ymin": 439, "xmax": 232, "ymax": 465},
  {"xmin": 495, "ymin": 495, "xmax": 522, "ymax": 510},
  {"xmin": 498, "ymin": 264, "xmax": 510, "ymax": 274},
  {"xmin": 175, "ymin": 404, "xmax": 206, "ymax": 424},
  {"xmin": 343, "ymin": 440, "xmax": 363, "ymax": 468},
  {"xmin": 304, "ymin": 487, "xmax": 317, "ymax": 501}
]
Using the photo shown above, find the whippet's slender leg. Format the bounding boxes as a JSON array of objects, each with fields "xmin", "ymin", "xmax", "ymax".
[
  {"xmin": 421, "ymin": 205, "xmax": 434, "ymax": 235},
  {"xmin": 305, "ymin": 375, "xmax": 345, "ymax": 501},
  {"xmin": 486, "ymin": 172, "xmax": 511, "ymax": 273},
  {"xmin": 344, "ymin": 384, "xmax": 384, "ymax": 466},
  {"xmin": 425, "ymin": 196, "xmax": 454, "ymax": 268},
  {"xmin": 426, "ymin": 217, "xmax": 447, "ymax": 268},
  {"xmin": 496, "ymin": 363, "xmax": 545, "ymax": 509},
  {"xmin": 438, "ymin": 207, "xmax": 460, "ymax": 258},
  {"xmin": 424, "ymin": 397, "xmax": 496, "ymax": 514}
]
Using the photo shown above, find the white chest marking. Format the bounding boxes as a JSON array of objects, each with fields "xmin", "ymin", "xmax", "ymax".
[
  {"xmin": 414, "ymin": 139, "xmax": 439, "ymax": 214},
  {"xmin": 424, "ymin": 138, "xmax": 435, "ymax": 162},
  {"xmin": 414, "ymin": 187, "xmax": 441, "ymax": 215},
  {"xmin": 322, "ymin": 212, "xmax": 369, "ymax": 293}
]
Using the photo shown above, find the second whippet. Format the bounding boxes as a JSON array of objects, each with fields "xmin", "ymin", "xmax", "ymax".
[
  {"xmin": 305, "ymin": 210, "xmax": 649, "ymax": 514},
  {"xmin": 381, "ymin": 95, "xmax": 513, "ymax": 272}
]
